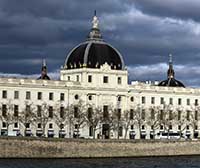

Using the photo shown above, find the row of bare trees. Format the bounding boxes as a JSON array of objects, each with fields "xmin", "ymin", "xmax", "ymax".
[{"xmin": 0, "ymin": 99, "xmax": 200, "ymax": 139}]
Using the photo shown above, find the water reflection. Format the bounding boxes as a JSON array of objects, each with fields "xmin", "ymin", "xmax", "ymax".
[{"xmin": 0, "ymin": 156, "xmax": 200, "ymax": 168}]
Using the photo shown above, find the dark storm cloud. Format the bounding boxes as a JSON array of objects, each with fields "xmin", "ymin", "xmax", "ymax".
[
  {"xmin": 0, "ymin": 0, "xmax": 200, "ymax": 87},
  {"xmin": 133, "ymin": 0, "xmax": 200, "ymax": 22}
]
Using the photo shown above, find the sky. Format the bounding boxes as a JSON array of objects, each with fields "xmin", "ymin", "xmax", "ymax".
[{"xmin": 0, "ymin": 0, "xmax": 200, "ymax": 87}]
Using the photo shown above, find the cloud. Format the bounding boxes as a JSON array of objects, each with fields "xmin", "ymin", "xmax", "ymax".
[
  {"xmin": 0, "ymin": 1, "xmax": 200, "ymax": 87},
  {"xmin": 134, "ymin": 0, "xmax": 200, "ymax": 22}
]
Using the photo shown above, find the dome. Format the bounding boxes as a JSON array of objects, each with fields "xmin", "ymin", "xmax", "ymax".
[
  {"xmin": 64, "ymin": 14, "xmax": 125, "ymax": 70},
  {"xmin": 158, "ymin": 78, "xmax": 185, "ymax": 87},
  {"xmin": 158, "ymin": 54, "xmax": 185, "ymax": 87}
]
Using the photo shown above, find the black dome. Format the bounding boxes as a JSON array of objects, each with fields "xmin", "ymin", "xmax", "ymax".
[
  {"xmin": 158, "ymin": 78, "xmax": 185, "ymax": 87},
  {"xmin": 64, "ymin": 14, "xmax": 125, "ymax": 70},
  {"xmin": 64, "ymin": 41, "xmax": 125, "ymax": 70}
]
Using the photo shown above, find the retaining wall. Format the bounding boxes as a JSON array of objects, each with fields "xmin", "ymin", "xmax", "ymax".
[{"xmin": 0, "ymin": 137, "xmax": 200, "ymax": 158}]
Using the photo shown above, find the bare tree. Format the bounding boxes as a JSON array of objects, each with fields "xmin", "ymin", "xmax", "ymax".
[
  {"xmin": 36, "ymin": 102, "xmax": 50, "ymax": 137},
  {"xmin": 54, "ymin": 103, "xmax": 68, "ymax": 137},
  {"xmin": 68, "ymin": 100, "xmax": 87, "ymax": 138},
  {"xmin": 189, "ymin": 105, "xmax": 200, "ymax": 138},
  {"xmin": 133, "ymin": 104, "xmax": 145, "ymax": 138},
  {"xmin": 147, "ymin": 106, "xmax": 161, "ymax": 139},
  {"xmin": 160, "ymin": 103, "xmax": 177, "ymax": 138},
  {"xmin": 123, "ymin": 109, "xmax": 132, "ymax": 139},
  {"xmin": 85, "ymin": 105, "xmax": 104, "ymax": 139},
  {"xmin": 18, "ymin": 101, "xmax": 37, "ymax": 136},
  {"xmin": 0, "ymin": 100, "xmax": 18, "ymax": 135},
  {"xmin": 109, "ymin": 107, "xmax": 123, "ymax": 139}
]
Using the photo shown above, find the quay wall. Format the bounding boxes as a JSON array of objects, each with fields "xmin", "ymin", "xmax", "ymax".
[{"xmin": 0, "ymin": 137, "xmax": 200, "ymax": 158}]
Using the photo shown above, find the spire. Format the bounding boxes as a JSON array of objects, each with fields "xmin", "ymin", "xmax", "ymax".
[
  {"xmin": 88, "ymin": 10, "xmax": 102, "ymax": 40},
  {"xmin": 42, "ymin": 59, "xmax": 46, "ymax": 67},
  {"xmin": 167, "ymin": 54, "xmax": 175, "ymax": 79},
  {"xmin": 38, "ymin": 59, "xmax": 50, "ymax": 80}
]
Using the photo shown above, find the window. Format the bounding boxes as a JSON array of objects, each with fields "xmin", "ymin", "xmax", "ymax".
[
  {"xmin": 160, "ymin": 125, "xmax": 163, "ymax": 130},
  {"xmin": 88, "ymin": 95, "xmax": 92, "ymax": 100},
  {"xmin": 76, "ymin": 75, "xmax": 79, "ymax": 82},
  {"xmin": 151, "ymin": 125, "xmax": 154, "ymax": 130},
  {"xmin": 103, "ymin": 105, "xmax": 109, "ymax": 119},
  {"xmin": 60, "ymin": 93, "xmax": 65, "ymax": 101},
  {"xmin": 74, "ymin": 94, "xmax": 79, "ymax": 100},
  {"xmin": 88, "ymin": 108, "xmax": 93, "ymax": 120},
  {"xmin": 151, "ymin": 97, "xmax": 155, "ymax": 104},
  {"xmin": 2, "ymin": 104, "xmax": 7, "ymax": 116},
  {"xmin": 169, "ymin": 110, "xmax": 173, "ymax": 120},
  {"xmin": 14, "ymin": 105, "xmax": 19, "ymax": 117},
  {"xmin": 2, "ymin": 122, "xmax": 6, "ymax": 128},
  {"xmin": 89, "ymin": 126, "xmax": 93, "ymax": 137},
  {"xmin": 195, "ymin": 111, "xmax": 198, "ymax": 120},
  {"xmin": 2, "ymin": 90, "xmax": 7, "ymax": 99},
  {"xmin": 131, "ymin": 125, "xmax": 134, "ymax": 130},
  {"xmin": 49, "ymin": 92, "xmax": 53, "ymax": 100},
  {"xmin": 14, "ymin": 91, "xmax": 19, "ymax": 99},
  {"xmin": 103, "ymin": 76, "xmax": 108, "ymax": 83},
  {"xmin": 178, "ymin": 111, "xmax": 181, "ymax": 120},
  {"xmin": 38, "ymin": 123, "xmax": 41, "ymax": 129},
  {"xmin": 26, "ymin": 91, "xmax": 31, "ymax": 100},
  {"xmin": 169, "ymin": 98, "xmax": 173, "ymax": 105},
  {"xmin": 49, "ymin": 106, "xmax": 53, "ymax": 118},
  {"xmin": 37, "ymin": 92, "xmax": 42, "ymax": 100},
  {"xmin": 68, "ymin": 76, "xmax": 70, "ymax": 81},
  {"xmin": 169, "ymin": 125, "xmax": 172, "ymax": 130},
  {"xmin": 130, "ymin": 109, "xmax": 134, "ymax": 119},
  {"xmin": 141, "ymin": 109, "xmax": 145, "ymax": 120},
  {"xmin": 160, "ymin": 110, "xmax": 163, "ymax": 120},
  {"xmin": 187, "ymin": 110, "xmax": 190, "ymax": 121},
  {"xmin": 178, "ymin": 98, "xmax": 182, "ymax": 105},
  {"xmin": 186, "ymin": 125, "xmax": 189, "ymax": 130},
  {"xmin": 26, "ymin": 105, "xmax": 31, "ymax": 113},
  {"xmin": 195, "ymin": 99, "xmax": 198, "ymax": 106},
  {"xmin": 187, "ymin": 99, "xmax": 190, "ymax": 105},
  {"xmin": 130, "ymin": 97, "xmax": 134, "ymax": 102},
  {"xmin": 117, "ymin": 96, "xmax": 121, "ymax": 102},
  {"xmin": 14, "ymin": 123, "xmax": 18, "ymax": 128},
  {"xmin": 118, "ymin": 126, "xmax": 123, "ymax": 137},
  {"xmin": 74, "ymin": 106, "xmax": 79, "ymax": 118},
  {"xmin": 195, "ymin": 125, "xmax": 198, "ymax": 130},
  {"xmin": 142, "ymin": 97, "xmax": 145, "ymax": 104},
  {"xmin": 160, "ymin": 97, "xmax": 164, "ymax": 104},
  {"xmin": 178, "ymin": 125, "xmax": 181, "ymax": 130},
  {"xmin": 75, "ymin": 124, "xmax": 78, "ymax": 129},
  {"xmin": 117, "ymin": 77, "xmax": 122, "ymax": 84},
  {"xmin": 37, "ymin": 106, "xmax": 41, "ymax": 117},
  {"xmin": 141, "ymin": 125, "xmax": 145, "ymax": 130},
  {"xmin": 117, "ymin": 109, "xmax": 121, "ymax": 120},
  {"xmin": 26, "ymin": 123, "xmax": 30, "ymax": 128},
  {"xmin": 60, "ymin": 107, "xmax": 65, "ymax": 118},
  {"xmin": 88, "ymin": 75, "xmax": 92, "ymax": 83},
  {"xmin": 49, "ymin": 123, "xmax": 53, "ymax": 129},
  {"xmin": 151, "ymin": 109, "xmax": 155, "ymax": 120}
]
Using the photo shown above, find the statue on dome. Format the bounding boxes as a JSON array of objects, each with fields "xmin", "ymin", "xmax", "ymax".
[{"xmin": 92, "ymin": 10, "xmax": 99, "ymax": 29}]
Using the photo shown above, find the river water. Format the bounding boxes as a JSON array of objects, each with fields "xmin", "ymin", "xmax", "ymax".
[{"xmin": 0, "ymin": 156, "xmax": 199, "ymax": 168}]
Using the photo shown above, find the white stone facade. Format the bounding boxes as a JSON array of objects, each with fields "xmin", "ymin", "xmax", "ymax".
[{"xmin": 0, "ymin": 63, "xmax": 199, "ymax": 140}]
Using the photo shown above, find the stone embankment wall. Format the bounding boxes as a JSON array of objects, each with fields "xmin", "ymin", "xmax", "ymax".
[{"xmin": 0, "ymin": 137, "xmax": 200, "ymax": 158}]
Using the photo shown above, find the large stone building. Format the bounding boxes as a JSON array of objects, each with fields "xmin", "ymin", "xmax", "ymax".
[{"xmin": 0, "ymin": 14, "xmax": 199, "ymax": 140}]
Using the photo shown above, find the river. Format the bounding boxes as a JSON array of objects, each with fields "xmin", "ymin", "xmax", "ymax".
[{"xmin": 0, "ymin": 156, "xmax": 199, "ymax": 168}]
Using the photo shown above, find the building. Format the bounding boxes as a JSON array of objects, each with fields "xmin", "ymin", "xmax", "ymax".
[{"xmin": 0, "ymin": 13, "xmax": 199, "ymax": 140}]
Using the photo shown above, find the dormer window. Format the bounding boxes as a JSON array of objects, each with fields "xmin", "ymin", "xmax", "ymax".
[{"xmin": 117, "ymin": 77, "xmax": 122, "ymax": 84}]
